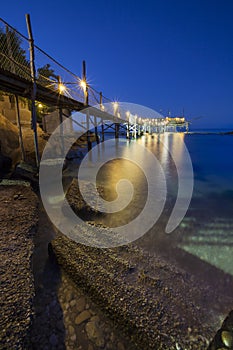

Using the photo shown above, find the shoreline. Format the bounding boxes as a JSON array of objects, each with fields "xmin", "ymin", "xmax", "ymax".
[{"xmin": 1, "ymin": 175, "xmax": 233, "ymax": 349}]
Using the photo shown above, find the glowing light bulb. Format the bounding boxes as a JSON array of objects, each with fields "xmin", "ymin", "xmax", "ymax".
[
  {"xmin": 80, "ymin": 80, "xmax": 86, "ymax": 90},
  {"xmin": 113, "ymin": 102, "xmax": 118, "ymax": 109},
  {"xmin": 58, "ymin": 83, "xmax": 66, "ymax": 93}
]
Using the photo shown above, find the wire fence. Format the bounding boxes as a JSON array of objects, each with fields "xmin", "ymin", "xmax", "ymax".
[
  {"xmin": 0, "ymin": 17, "xmax": 105, "ymax": 107},
  {"xmin": 0, "ymin": 18, "xmax": 31, "ymax": 80},
  {"xmin": 0, "ymin": 17, "xmax": 154, "ymax": 124}
]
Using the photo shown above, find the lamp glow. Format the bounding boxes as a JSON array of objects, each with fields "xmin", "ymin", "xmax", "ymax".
[
  {"xmin": 113, "ymin": 102, "xmax": 118, "ymax": 109},
  {"xmin": 58, "ymin": 83, "xmax": 66, "ymax": 94},
  {"xmin": 80, "ymin": 80, "xmax": 87, "ymax": 90}
]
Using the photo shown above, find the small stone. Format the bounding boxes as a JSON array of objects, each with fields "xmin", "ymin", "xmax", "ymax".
[
  {"xmin": 76, "ymin": 297, "xmax": 86, "ymax": 312},
  {"xmin": 110, "ymin": 332, "xmax": 116, "ymax": 342},
  {"xmin": 75, "ymin": 310, "xmax": 91, "ymax": 325},
  {"xmin": 221, "ymin": 330, "xmax": 233, "ymax": 348},
  {"xmin": 49, "ymin": 334, "xmax": 58, "ymax": 346},
  {"xmin": 70, "ymin": 300, "xmax": 76, "ymax": 307},
  {"xmin": 86, "ymin": 321, "xmax": 105, "ymax": 347},
  {"xmin": 68, "ymin": 325, "xmax": 75, "ymax": 335},
  {"xmin": 66, "ymin": 291, "xmax": 73, "ymax": 302},
  {"xmin": 117, "ymin": 342, "xmax": 125, "ymax": 350},
  {"xmin": 91, "ymin": 316, "xmax": 100, "ymax": 323},
  {"xmin": 70, "ymin": 334, "xmax": 77, "ymax": 342}
]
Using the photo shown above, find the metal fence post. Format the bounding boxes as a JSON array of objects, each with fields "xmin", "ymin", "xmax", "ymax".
[{"xmin": 25, "ymin": 14, "xmax": 40, "ymax": 167}]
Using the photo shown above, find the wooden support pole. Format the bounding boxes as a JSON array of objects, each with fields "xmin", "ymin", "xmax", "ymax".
[
  {"xmin": 14, "ymin": 95, "xmax": 26, "ymax": 162},
  {"xmin": 59, "ymin": 107, "xmax": 65, "ymax": 157},
  {"xmin": 115, "ymin": 123, "xmax": 119, "ymax": 139},
  {"xmin": 100, "ymin": 92, "xmax": 104, "ymax": 142},
  {"xmin": 86, "ymin": 111, "xmax": 92, "ymax": 151},
  {"xmin": 99, "ymin": 91, "xmax": 103, "ymax": 108},
  {"xmin": 94, "ymin": 116, "xmax": 99, "ymax": 144},
  {"xmin": 101, "ymin": 120, "xmax": 104, "ymax": 142},
  {"xmin": 82, "ymin": 60, "xmax": 89, "ymax": 105},
  {"xmin": 26, "ymin": 14, "xmax": 40, "ymax": 167}
]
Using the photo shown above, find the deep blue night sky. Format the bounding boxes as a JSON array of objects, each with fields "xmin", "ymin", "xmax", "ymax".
[{"xmin": 1, "ymin": 0, "xmax": 233, "ymax": 129}]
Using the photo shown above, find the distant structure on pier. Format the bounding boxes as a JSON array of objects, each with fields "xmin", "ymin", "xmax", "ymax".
[{"xmin": 140, "ymin": 115, "xmax": 188, "ymax": 134}]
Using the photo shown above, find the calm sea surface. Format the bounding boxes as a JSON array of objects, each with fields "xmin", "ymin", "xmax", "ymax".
[{"xmin": 66, "ymin": 132, "xmax": 233, "ymax": 299}]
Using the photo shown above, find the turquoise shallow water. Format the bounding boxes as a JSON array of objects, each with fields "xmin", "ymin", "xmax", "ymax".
[{"xmin": 137, "ymin": 133, "xmax": 233, "ymax": 297}]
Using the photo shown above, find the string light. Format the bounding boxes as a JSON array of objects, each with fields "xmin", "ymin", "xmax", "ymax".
[
  {"xmin": 58, "ymin": 82, "xmax": 66, "ymax": 94},
  {"xmin": 113, "ymin": 101, "xmax": 118, "ymax": 109}
]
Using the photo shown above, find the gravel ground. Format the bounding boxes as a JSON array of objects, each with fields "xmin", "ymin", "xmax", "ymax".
[
  {"xmin": 1, "ymin": 179, "xmax": 232, "ymax": 349},
  {"xmin": 48, "ymin": 179, "xmax": 233, "ymax": 349},
  {"xmin": 51, "ymin": 231, "xmax": 215, "ymax": 350},
  {"xmin": 26, "ymin": 202, "xmax": 134, "ymax": 350},
  {"xmin": 0, "ymin": 182, "xmax": 133, "ymax": 349},
  {"xmin": 0, "ymin": 183, "xmax": 38, "ymax": 349}
]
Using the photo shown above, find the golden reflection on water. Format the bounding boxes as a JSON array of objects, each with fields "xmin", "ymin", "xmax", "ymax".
[
  {"xmin": 94, "ymin": 134, "xmax": 186, "ymax": 228},
  {"xmin": 96, "ymin": 157, "xmax": 148, "ymax": 228}
]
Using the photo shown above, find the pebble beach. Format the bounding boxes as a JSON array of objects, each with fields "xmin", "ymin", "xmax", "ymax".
[{"xmin": 1, "ymin": 179, "xmax": 233, "ymax": 349}]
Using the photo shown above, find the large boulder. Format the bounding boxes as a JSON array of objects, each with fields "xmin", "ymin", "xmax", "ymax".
[
  {"xmin": 0, "ymin": 113, "xmax": 21, "ymax": 172},
  {"xmin": 0, "ymin": 112, "xmax": 48, "ymax": 171}
]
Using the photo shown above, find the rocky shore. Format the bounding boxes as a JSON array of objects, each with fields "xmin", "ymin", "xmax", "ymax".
[
  {"xmin": 0, "ymin": 181, "xmax": 135, "ymax": 349},
  {"xmin": 49, "ymin": 178, "xmax": 233, "ymax": 349},
  {"xmin": 51, "ymin": 231, "xmax": 215, "ymax": 350},
  {"xmin": 1, "ymin": 178, "xmax": 233, "ymax": 349}
]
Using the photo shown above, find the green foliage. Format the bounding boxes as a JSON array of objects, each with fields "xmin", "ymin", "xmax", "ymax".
[
  {"xmin": 0, "ymin": 27, "xmax": 29, "ymax": 78},
  {"xmin": 37, "ymin": 63, "xmax": 57, "ymax": 80}
]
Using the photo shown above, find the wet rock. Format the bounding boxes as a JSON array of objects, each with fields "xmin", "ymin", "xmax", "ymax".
[
  {"xmin": 86, "ymin": 321, "xmax": 105, "ymax": 348},
  {"xmin": 75, "ymin": 310, "xmax": 91, "ymax": 325},
  {"xmin": 221, "ymin": 330, "xmax": 233, "ymax": 348}
]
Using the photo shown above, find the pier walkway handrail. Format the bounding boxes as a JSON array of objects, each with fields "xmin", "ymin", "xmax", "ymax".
[{"xmin": 0, "ymin": 16, "xmax": 129, "ymax": 120}]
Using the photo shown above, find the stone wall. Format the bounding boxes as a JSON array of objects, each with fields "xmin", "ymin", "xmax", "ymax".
[
  {"xmin": 0, "ymin": 95, "xmax": 31, "ymax": 126},
  {"xmin": 42, "ymin": 109, "xmax": 73, "ymax": 134}
]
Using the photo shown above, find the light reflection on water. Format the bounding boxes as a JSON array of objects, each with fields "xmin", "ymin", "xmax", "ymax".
[
  {"xmin": 138, "ymin": 133, "xmax": 233, "ymax": 297},
  {"xmin": 66, "ymin": 133, "xmax": 233, "ymax": 297}
]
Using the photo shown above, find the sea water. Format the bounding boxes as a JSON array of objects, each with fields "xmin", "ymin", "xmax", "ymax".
[{"xmin": 66, "ymin": 131, "xmax": 233, "ymax": 300}]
